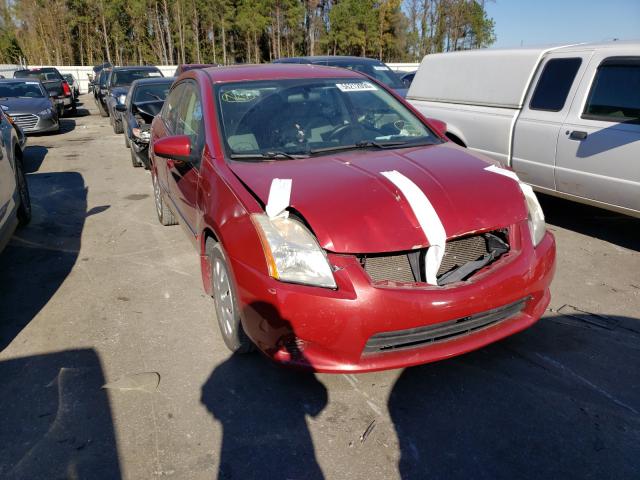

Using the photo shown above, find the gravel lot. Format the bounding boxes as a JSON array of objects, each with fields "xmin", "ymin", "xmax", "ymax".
[{"xmin": 1, "ymin": 96, "xmax": 639, "ymax": 479}]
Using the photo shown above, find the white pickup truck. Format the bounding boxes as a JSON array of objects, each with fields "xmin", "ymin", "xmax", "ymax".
[{"xmin": 407, "ymin": 41, "xmax": 640, "ymax": 217}]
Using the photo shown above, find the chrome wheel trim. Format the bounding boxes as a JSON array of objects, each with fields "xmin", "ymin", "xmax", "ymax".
[{"xmin": 213, "ymin": 258, "xmax": 235, "ymax": 338}]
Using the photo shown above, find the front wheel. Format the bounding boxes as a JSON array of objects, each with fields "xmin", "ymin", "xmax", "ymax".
[
  {"xmin": 15, "ymin": 156, "xmax": 31, "ymax": 226},
  {"xmin": 207, "ymin": 239, "xmax": 253, "ymax": 353}
]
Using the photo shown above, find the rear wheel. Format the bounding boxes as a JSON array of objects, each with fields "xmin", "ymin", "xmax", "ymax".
[
  {"xmin": 113, "ymin": 118, "xmax": 123, "ymax": 134},
  {"xmin": 14, "ymin": 155, "xmax": 31, "ymax": 226},
  {"xmin": 124, "ymin": 132, "xmax": 130, "ymax": 148},
  {"xmin": 207, "ymin": 239, "xmax": 253, "ymax": 353},
  {"xmin": 151, "ymin": 169, "xmax": 177, "ymax": 226},
  {"xmin": 98, "ymin": 101, "xmax": 108, "ymax": 117}
]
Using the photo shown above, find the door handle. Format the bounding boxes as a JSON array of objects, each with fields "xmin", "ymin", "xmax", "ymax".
[{"xmin": 568, "ymin": 130, "xmax": 588, "ymax": 140}]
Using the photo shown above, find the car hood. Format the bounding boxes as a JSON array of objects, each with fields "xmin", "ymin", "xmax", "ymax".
[
  {"xmin": 0, "ymin": 97, "xmax": 52, "ymax": 114},
  {"xmin": 229, "ymin": 143, "xmax": 528, "ymax": 254}
]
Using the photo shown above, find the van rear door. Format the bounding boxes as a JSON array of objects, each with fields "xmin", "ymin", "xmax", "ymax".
[
  {"xmin": 555, "ymin": 54, "xmax": 640, "ymax": 214},
  {"xmin": 512, "ymin": 53, "xmax": 588, "ymax": 190}
]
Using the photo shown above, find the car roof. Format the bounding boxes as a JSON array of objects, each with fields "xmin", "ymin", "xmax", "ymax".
[
  {"xmin": 15, "ymin": 67, "xmax": 59, "ymax": 72},
  {"xmin": 131, "ymin": 77, "xmax": 175, "ymax": 86},
  {"xmin": 202, "ymin": 64, "xmax": 365, "ymax": 83},
  {"xmin": 111, "ymin": 66, "xmax": 161, "ymax": 72},
  {"xmin": 276, "ymin": 56, "xmax": 386, "ymax": 64}
]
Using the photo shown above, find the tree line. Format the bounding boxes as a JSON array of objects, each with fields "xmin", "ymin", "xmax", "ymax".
[{"xmin": 0, "ymin": 0, "xmax": 495, "ymax": 66}]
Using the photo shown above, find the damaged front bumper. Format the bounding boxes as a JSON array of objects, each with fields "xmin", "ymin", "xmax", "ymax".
[{"xmin": 232, "ymin": 220, "xmax": 556, "ymax": 373}]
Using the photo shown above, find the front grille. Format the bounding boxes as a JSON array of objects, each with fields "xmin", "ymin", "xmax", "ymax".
[
  {"xmin": 11, "ymin": 114, "xmax": 38, "ymax": 130},
  {"xmin": 363, "ymin": 297, "xmax": 528, "ymax": 354},
  {"xmin": 361, "ymin": 231, "xmax": 507, "ymax": 284}
]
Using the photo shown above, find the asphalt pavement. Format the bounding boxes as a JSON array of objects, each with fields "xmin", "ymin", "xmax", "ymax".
[{"xmin": 0, "ymin": 96, "xmax": 639, "ymax": 479}]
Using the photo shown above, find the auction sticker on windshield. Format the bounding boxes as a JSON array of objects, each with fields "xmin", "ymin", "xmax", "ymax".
[{"xmin": 336, "ymin": 82, "xmax": 377, "ymax": 92}]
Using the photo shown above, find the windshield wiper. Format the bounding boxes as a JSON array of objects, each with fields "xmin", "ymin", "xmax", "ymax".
[
  {"xmin": 229, "ymin": 151, "xmax": 310, "ymax": 160},
  {"xmin": 309, "ymin": 138, "xmax": 436, "ymax": 155}
]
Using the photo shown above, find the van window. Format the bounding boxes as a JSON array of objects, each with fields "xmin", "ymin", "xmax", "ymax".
[
  {"xmin": 583, "ymin": 57, "xmax": 640, "ymax": 123},
  {"xmin": 530, "ymin": 58, "xmax": 582, "ymax": 111}
]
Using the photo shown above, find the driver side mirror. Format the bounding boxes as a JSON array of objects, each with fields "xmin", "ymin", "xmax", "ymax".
[
  {"xmin": 426, "ymin": 118, "xmax": 447, "ymax": 138},
  {"xmin": 115, "ymin": 104, "xmax": 127, "ymax": 112},
  {"xmin": 154, "ymin": 135, "xmax": 192, "ymax": 162}
]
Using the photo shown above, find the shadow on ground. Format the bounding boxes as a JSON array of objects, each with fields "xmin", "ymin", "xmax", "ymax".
[
  {"xmin": 0, "ymin": 171, "xmax": 87, "ymax": 352},
  {"xmin": 21, "ymin": 145, "xmax": 48, "ymax": 173},
  {"xmin": 0, "ymin": 348, "xmax": 121, "ymax": 478},
  {"xmin": 389, "ymin": 313, "xmax": 640, "ymax": 480},
  {"xmin": 201, "ymin": 308, "xmax": 328, "ymax": 480},
  {"xmin": 539, "ymin": 193, "xmax": 639, "ymax": 251}
]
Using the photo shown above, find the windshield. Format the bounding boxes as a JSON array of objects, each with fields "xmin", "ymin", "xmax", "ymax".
[
  {"xmin": 0, "ymin": 81, "xmax": 46, "ymax": 98},
  {"xmin": 216, "ymin": 78, "xmax": 438, "ymax": 159},
  {"xmin": 134, "ymin": 82, "xmax": 172, "ymax": 102},
  {"xmin": 327, "ymin": 62, "xmax": 404, "ymax": 89},
  {"xmin": 111, "ymin": 69, "xmax": 163, "ymax": 87}
]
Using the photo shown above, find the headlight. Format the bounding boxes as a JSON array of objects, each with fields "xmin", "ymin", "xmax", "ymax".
[
  {"xmin": 118, "ymin": 94, "xmax": 127, "ymax": 104},
  {"xmin": 520, "ymin": 183, "xmax": 545, "ymax": 246},
  {"xmin": 252, "ymin": 214, "xmax": 336, "ymax": 288},
  {"xmin": 38, "ymin": 108, "xmax": 52, "ymax": 116}
]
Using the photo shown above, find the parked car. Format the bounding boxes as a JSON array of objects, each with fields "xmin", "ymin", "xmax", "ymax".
[
  {"xmin": 0, "ymin": 78, "xmax": 60, "ymax": 134},
  {"xmin": 407, "ymin": 41, "xmax": 640, "ymax": 217},
  {"xmin": 273, "ymin": 56, "xmax": 408, "ymax": 97},
  {"xmin": 117, "ymin": 76, "xmax": 174, "ymax": 168},
  {"xmin": 62, "ymin": 74, "xmax": 80, "ymax": 98},
  {"xmin": 105, "ymin": 66, "xmax": 164, "ymax": 134},
  {"xmin": 89, "ymin": 62, "xmax": 112, "ymax": 92},
  {"xmin": 94, "ymin": 68, "xmax": 111, "ymax": 117},
  {"xmin": 148, "ymin": 64, "xmax": 556, "ymax": 373},
  {"xmin": 13, "ymin": 67, "xmax": 75, "ymax": 116},
  {"xmin": 174, "ymin": 64, "xmax": 218, "ymax": 76},
  {"xmin": 400, "ymin": 70, "xmax": 416, "ymax": 88},
  {"xmin": 0, "ymin": 109, "xmax": 30, "ymax": 253}
]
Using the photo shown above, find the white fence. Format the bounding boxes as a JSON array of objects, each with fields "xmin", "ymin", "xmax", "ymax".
[{"xmin": 1, "ymin": 63, "xmax": 419, "ymax": 95}]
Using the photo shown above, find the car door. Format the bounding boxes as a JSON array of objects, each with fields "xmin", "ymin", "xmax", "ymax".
[
  {"xmin": 0, "ymin": 113, "xmax": 17, "ymax": 227},
  {"xmin": 512, "ymin": 53, "xmax": 589, "ymax": 190},
  {"xmin": 166, "ymin": 80, "xmax": 204, "ymax": 235},
  {"xmin": 555, "ymin": 54, "xmax": 640, "ymax": 214},
  {"xmin": 155, "ymin": 82, "xmax": 188, "ymax": 197}
]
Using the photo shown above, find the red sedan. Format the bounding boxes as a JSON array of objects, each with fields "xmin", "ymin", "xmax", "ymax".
[{"xmin": 149, "ymin": 64, "xmax": 555, "ymax": 373}]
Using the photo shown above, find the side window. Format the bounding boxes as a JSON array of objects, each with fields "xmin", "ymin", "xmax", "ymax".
[
  {"xmin": 161, "ymin": 83, "xmax": 187, "ymax": 133},
  {"xmin": 175, "ymin": 82, "xmax": 205, "ymax": 165},
  {"xmin": 583, "ymin": 57, "xmax": 640, "ymax": 123},
  {"xmin": 530, "ymin": 58, "xmax": 582, "ymax": 111}
]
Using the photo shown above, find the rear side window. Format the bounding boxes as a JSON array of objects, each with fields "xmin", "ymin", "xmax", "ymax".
[
  {"xmin": 530, "ymin": 58, "xmax": 582, "ymax": 111},
  {"xmin": 583, "ymin": 57, "xmax": 640, "ymax": 123}
]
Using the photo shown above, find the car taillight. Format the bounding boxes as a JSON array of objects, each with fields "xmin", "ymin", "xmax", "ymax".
[{"xmin": 62, "ymin": 81, "xmax": 71, "ymax": 96}]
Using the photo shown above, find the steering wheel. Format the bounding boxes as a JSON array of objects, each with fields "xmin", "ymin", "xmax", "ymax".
[{"xmin": 325, "ymin": 123, "xmax": 379, "ymax": 142}]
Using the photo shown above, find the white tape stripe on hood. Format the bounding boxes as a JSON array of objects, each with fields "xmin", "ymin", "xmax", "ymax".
[
  {"xmin": 266, "ymin": 178, "xmax": 292, "ymax": 218},
  {"xmin": 484, "ymin": 165, "xmax": 545, "ymax": 221},
  {"xmin": 381, "ymin": 170, "xmax": 446, "ymax": 286}
]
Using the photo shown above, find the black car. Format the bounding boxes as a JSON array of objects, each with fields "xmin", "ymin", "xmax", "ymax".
[
  {"xmin": 116, "ymin": 77, "xmax": 174, "ymax": 168},
  {"xmin": 13, "ymin": 67, "xmax": 75, "ymax": 116},
  {"xmin": 105, "ymin": 66, "xmax": 163, "ymax": 134},
  {"xmin": 94, "ymin": 68, "xmax": 111, "ymax": 117},
  {"xmin": 89, "ymin": 62, "xmax": 112, "ymax": 92},
  {"xmin": 273, "ymin": 56, "xmax": 407, "ymax": 97},
  {"xmin": 0, "ymin": 79, "xmax": 59, "ymax": 134}
]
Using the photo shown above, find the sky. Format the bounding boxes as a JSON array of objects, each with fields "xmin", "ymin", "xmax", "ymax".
[{"xmin": 485, "ymin": 0, "xmax": 640, "ymax": 48}]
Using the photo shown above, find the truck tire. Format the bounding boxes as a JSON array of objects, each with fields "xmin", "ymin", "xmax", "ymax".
[{"xmin": 207, "ymin": 238, "xmax": 254, "ymax": 353}]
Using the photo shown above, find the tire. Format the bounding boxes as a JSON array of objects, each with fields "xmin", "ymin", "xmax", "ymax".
[
  {"xmin": 151, "ymin": 169, "xmax": 177, "ymax": 226},
  {"xmin": 207, "ymin": 239, "xmax": 253, "ymax": 353},
  {"xmin": 124, "ymin": 132, "xmax": 130, "ymax": 148},
  {"xmin": 69, "ymin": 104, "xmax": 77, "ymax": 116},
  {"xmin": 130, "ymin": 147, "xmax": 143, "ymax": 168},
  {"xmin": 113, "ymin": 119, "xmax": 123, "ymax": 134},
  {"xmin": 14, "ymin": 155, "xmax": 31, "ymax": 226},
  {"xmin": 99, "ymin": 102, "xmax": 109, "ymax": 117}
]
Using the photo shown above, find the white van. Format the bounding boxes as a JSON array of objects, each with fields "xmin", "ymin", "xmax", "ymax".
[{"xmin": 407, "ymin": 41, "xmax": 640, "ymax": 217}]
